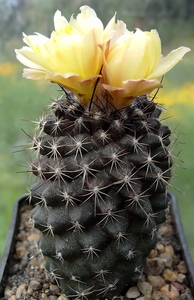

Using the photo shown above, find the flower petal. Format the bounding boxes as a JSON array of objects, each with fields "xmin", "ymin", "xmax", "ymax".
[
  {"xmin": 15, "ymin": 47, "xmax": 55, "ymax": 72},
  {"xmin": 70, "ymin": 5, "xmax": 103, "ymax": 34},
  {"xmin": 54, "ymin": 10, "xmax": 68, "ymax": 30},
  {"xmin": 148, "ymin": 46, "xmax": 191, "ymax": 79},
  {"xmin": 144, "ymin": 29, "xmax": 161, "ymax": 75},
  {"xmin": 122, "ymin": 78, "xmax": 162, "ymax": 97},
  {"xmin": 81, "ymin": 28, "xmax": 102, "ymax": 77},
  {"xmin": 23, "ymin": 68, "xmax": 47, "ymax": 80},
  {"xmin": 15, "ymin": 48, "xmax": 47, "ymax": 70},
  {"xmin": 103, "ymin": 79, "xmax": 162, "ymax": 109}
]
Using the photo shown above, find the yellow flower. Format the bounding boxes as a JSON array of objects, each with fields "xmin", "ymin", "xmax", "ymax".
[
  {"xmin": 15, "ymin": 6, "xmax": 115, "ymax": 106},
  {"xmin": 102, "ymin": 26, "xmax": 191, "ymax": 109},
  {"xmin": 16, "ymin": 6, "xmax": 191, "ymax": 110}
]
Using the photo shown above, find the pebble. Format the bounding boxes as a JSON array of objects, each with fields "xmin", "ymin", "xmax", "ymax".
[
  {"xmin": 15, "ymin": 246, "xmax": 27, "ymax": 258},
  {"xmin": 158, "ymin": 224, "xmax": 173, "ymax": 235},
  {"xmin": 8, "ymin": 296, "xmax": 16, "ymax": 300},
  {"xmin": 160, "ymin": 253, "xmax": 173, "ymax": 268},
  {"xmin": 147, "ymin": 275, "xmax": 165, "ymax": 288},
  {"xmin": 50, "ymin": 284, "xmax": 60, "ymax": 294},
  {"xmin": 126, "ymin": 286, "xmax": 140, "ymax": 298},
  {"xmin": 15, "ymin": 284, "xmax": 27, "ymax": 299},
  {"xmin": 41, "ymin": 294, "xmax": 49, "ymax": 300},
  {"xmin": 149, "ymin": 249, "xmax": 157, "ymax": 258},
  {"xmin": 171, "ymin": 241, "xmax": 181, "ymax": 253},
  {"xmin": 172, "ymin": 258, "xmax": 181, "ymax": 268},
  {"xmin": 57, "ymin": 295, "xmax": 69, "ymax": 300},
  {"xmin": 156, "ymin": 243, "xmax": 165, "ymax": 253},
  {"xmin": 152, "ymin": 290, "xmax": 170, "ymax": 300},
  {"xmin": 176, "ymin": 261, "xmax": 187, "ymax": 273},
  {"xmin": 160, "ymin": 284, "xmax": 180, "ymax": 300},
  {"xmin": 49, "ymin": 296, "xmax": 58, "ymax": 300},
  {"xmin": 144, "ymin": 257, "xmax": 166, "ymax": 275},
  {"xmin": 164, "ymin": 245, "xmax": 174, "ymax": 256},
  {"xmin": 27, "ymin": 286, "xmax": 33, "ymax": 295},
  {"xmin": 30, "ymin": 280, "xmax": 42, "ymax": 290},
  {"xmin": 27, "ymin": 233, "xmax": 40, "ymax": 242},
  {"xmin": 137, "ymin": 281, "xmax": 152, "ymax": 296},
  {"xmin": 18, "ymin": 232, "xmax": 28, "ymax": 240},
  {"xmin": 163, "ymin": 268, "xmax": 178, "ymax": 281},
  {"xmin": 4, "ymin": 286, "xmax": 13, "ymax": 298},
  {"xmin": 177, "ymin": 273, "xmax": 186, "ymax": 283},
  {"xmin": 171, "ymin": 281, "xmax": 184, "ymax": 292}
]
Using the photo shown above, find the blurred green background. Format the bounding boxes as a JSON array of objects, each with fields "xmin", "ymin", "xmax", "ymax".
[{"xmin": 0, "ymin": 0, "xmax": 194, "ymax": 261}]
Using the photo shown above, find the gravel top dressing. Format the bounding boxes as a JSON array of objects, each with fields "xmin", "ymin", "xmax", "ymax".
[{"xmin": 1, "ymin": 203, "xmax": 193, "ymax": 300}]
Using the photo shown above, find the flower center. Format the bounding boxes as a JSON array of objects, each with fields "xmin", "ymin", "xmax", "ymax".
[{"xmin": 64, "ymin": 25, "xmax": 74, "ymax": 35}]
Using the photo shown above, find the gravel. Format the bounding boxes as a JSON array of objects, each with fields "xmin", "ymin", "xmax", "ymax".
[{"xmin": 1, "ymin": 204, "xmax": 194, "ymax": 300}]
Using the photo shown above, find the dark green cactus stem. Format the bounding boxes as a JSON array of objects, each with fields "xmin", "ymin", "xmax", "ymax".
[{"xmin": 30, "ymin": 92, "xmax": 172, "ymax": 299}]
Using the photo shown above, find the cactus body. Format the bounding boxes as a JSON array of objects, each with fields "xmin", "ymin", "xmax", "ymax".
[{"xmin": 30, "ymin": 93, "xmax": 172, "ymax": 299}]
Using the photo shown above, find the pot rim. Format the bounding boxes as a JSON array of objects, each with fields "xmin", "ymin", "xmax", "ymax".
[
  {"xmin": 0, "ymin": 192, "xmax": 193, "ymax": 297},
  {"xmin": 169, "ymin": 191, "xmax": 194, "ymax": 293}
]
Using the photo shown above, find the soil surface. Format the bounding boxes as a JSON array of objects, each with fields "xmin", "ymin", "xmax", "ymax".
[{"xmin": 1, "ymin": 204, "xmax": 194, "ymax": 300}]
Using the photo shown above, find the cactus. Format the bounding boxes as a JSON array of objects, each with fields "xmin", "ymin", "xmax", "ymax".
[
  {"xmin": 15, "ymin": 5, "xmax": 190, "ymax": 299},
  {"xmin": 29, "ymin": 92, "xmax": 172, "ymax": 299}
]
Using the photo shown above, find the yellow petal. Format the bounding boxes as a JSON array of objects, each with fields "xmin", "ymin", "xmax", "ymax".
[
  {"xmin": 23, "ymin": 68, "xmax": 47, "ymax": 80},
  {"xmin": 148, "ymin": 46, "xmax": 191, "ymax": 79},
  {"xmin": 122, "ymin": 78, "xmax": 162, "ymax": 97},
  {"xmin": 102, "ymin": 79, "xmax": 162, "ymax": 109},
  {"xmin": 81, "ymin": 29, "xmax": 102, "ymax": 77},
  {"xmin": 118, "ymin": 29, "xmax": 159, "ymax": 79},
  {"xmin": 47, "ymin": 73, "xmax": 99, "ymax": 106},
  {"xmin": 23, "ymin": 33, "xmax": 49, "ymax": 50},
  {"xmin": 70, "ymin": 6, "xmax": 103, "ymax": 34},
  {"xmin": 15, "ymin": 48, "xmax": 48, "ymax": 70},
  {"xmin": 109, "ymin": 20, "xmax": 129, "ymax": 47},
  {"xmin": 54, "ymin": 10, "xmax": 68, "ymax": 30},
  {"xmin": 143, "ymin": 29, "xmax": 161, "ymax": 75},
  {"xmin": 104, "ymin": 14, "xmax": 116, "ymax": 41},
  {"xmin": 103, "ymin": 29, "xmax": 159, "ymax": 86},
  {"xmin": 15, "ymin": 48, "xmax": 55, "ymax": 72}
]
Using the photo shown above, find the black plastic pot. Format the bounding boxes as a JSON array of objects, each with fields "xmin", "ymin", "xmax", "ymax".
[
  {"xmin": 0, "ymin": 195, "xmax": 29, "ymax": 296},
  {"xmin": 0, "ymin": 192, "xmax": 194, "ymax": 297}
]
